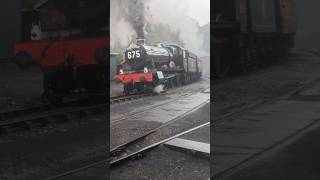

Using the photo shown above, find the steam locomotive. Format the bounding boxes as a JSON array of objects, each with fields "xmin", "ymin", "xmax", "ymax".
[
  {"xmin": 15, "ymin": 0, "xmax": 108, "ymax": 103},
  {"xmin": 213, "ymin": 0, "xmax": 297, "ymax": 77},
  {"xmin": 115, "ymin": 41, "xmax": 202, "ymax": 94}
]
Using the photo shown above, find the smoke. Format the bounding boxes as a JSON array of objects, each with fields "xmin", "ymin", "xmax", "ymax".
[
  {"xmin": 110, "ymin": 0, "xmax": 146, "ymax": 50},
  {"xmin": 125, "ymin": 0, "xmax": 146, "ymax": 38},
  {"xmin": 110, "ymin": 0, "xmax": 209, "ymax": 56}
]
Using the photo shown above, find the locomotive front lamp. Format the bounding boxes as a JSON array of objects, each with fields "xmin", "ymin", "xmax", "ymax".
[
  {"xmin": 144, "ymin": 67, "xmax": 149, "ymax": 73},
  {"xmin": 119, "ymin": 69, "xmax": 124, "ymax": 74}
]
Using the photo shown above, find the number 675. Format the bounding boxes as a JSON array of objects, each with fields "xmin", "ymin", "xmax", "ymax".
[{"xmin": 128, "ymin": 50, "xmax": 141, "ymax": 59}]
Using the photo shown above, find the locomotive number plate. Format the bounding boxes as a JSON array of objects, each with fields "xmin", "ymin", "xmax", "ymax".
[{"xmin": 127, "ymin": 50, "xmax": 141, "ymax": 59}]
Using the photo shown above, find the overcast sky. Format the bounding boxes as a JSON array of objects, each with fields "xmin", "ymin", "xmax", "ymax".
[{"xmin": 185, "ymin": 0, "xmax": 210, "ymax": 26}]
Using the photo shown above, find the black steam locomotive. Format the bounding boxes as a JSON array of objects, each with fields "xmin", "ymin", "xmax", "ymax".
[
  {"xmin": 115, "ymin": 42, "xmax": 202, "ymax": 94},
  {"xmin": 213, "ymin": 0, "xmax": 297, "ymax": 77}
]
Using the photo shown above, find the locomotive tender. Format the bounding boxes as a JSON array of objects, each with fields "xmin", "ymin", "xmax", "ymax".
[
  {"xmin": 14, "ymin": 0, "xmax": 108, "ymax": 103},
  {"xmin": 213, "ymin": 0, "xmax": 297, "ymax": 77},
  {"xmin": 115, "ymin": 42, "xmax": 202, "ymax": 94}
]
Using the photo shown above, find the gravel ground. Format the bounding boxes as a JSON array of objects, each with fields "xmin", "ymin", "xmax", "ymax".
[{"xmin": 0, "ymin": 63, "xmax": 43, "ymax": 111}]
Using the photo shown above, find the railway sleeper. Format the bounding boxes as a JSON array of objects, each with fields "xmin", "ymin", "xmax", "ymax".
[
  {"xmin": 54, "ymin": 114, "xmax": 71, "ymax": 122},
  {"xmin": 0, "ymin": 125, "xmax": 12, "ymax": 134},
  {"xmin": 67, "ymin": 111, "xmax": 88, "ymax": 119}
]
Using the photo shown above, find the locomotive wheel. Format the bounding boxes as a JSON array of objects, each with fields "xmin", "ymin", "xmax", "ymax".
[
  {"xmin": 269, "ymin": 44, "xmax": 279, "ymax": 63},
  {"xmin": 250, "ymin": 47, "xmax": 260, "ymax": 70},
  {"xmin": 184, "ymin": 75, "xmax": 189, "ymax": 84},
  {"xmin": 176, "ymin": 75, "xmax": 181, "ymax": 87},
  {"xmin": 123, "ymin": 84, "xmax": 133, "ymax": 95},
  {"xmin": 213, "ymin": 49, "xmax": 230, "ymax": 78},
  {"xmin": 48, "ymin": 95, "xmax": 63, "ymax": 105},
  {"xmin": 95, "ymin": 46, "xmax": 108, "ymax": 66},
  {"xmin": 234, "ymin": 47, "xmax": 250, "ymax": 75},
  {"xmin": 14, "ymin": 51, "xmax": 34, "ymax": 70},
  {"xmin": 44, "ymin": 89, "xmax": 63, "ymax": 105},
  {"xmin": 258, "ymin": 47, "xmax": 268, "ymax": 68}
]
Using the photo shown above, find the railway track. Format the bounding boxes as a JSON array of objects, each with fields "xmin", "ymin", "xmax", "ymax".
[
  {"xmin": 45, "ymin": 122, "xmax": 210, "ymax": 180},
  {"xmin": 110, "ymin": 98, "xmax": 209, "ymax": 163},
  {"xmin": 0, "ymin": 92, "xmax": 150, "ymax": 131},
  {"xmin": 109, "ymin": 75, "xmax": 209, "ymax": 105},
  {"xmin": 45, "ymin": 160, "xmax": 109, "ymax": 180},
  {"xmin": 45, "ymin": 79, "xmax": 210, "ymax": 179},
  {"xmin": 110, "ymin": 93, "xmax": 155, "ymax": 104},
  {"xmin": 213, "ymin": 117, "xmax": 320, "ymax": 180},
  {"xmin": 211, "ymin": 75, "xmax": 320, "ymax": 179},
  {"xmin": 0, "ymin": 96, "xmax": 107, "ymax": 121},
  {"xmin": 110, "ymin": 121, "xmax": 210, "ymax": 166},
  {"xmin": 110, "ymin": 91, "xmax": 200, "ymax": 125},
  {"xmin": 0, "ymin": 101, "xmax": 107, "ymax": 134}
]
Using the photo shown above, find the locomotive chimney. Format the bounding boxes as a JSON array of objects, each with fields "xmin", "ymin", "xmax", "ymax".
[{"xmin": 136, "ymin": 38, "xmax": 145, "ymax": 45}]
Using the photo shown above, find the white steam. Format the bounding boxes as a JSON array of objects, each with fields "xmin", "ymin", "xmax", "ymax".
[{"xmin": 110, "ymin": 0, "xmax": 135, "ymax": 50}]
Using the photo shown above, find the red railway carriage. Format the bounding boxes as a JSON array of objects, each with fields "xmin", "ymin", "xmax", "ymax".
[
  {"xmin": 14, "ymin": 0, "xmax": 108, "ymax": 103},
  {"xmin": 15, "ymin": 37, "xmax": 108, "ymax": 67},
  {"xmin": 15, "ymin": 36, "xmax": 108, "ymax": 103}
]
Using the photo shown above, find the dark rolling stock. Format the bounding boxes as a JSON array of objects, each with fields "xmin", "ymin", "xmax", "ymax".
[{"xmin": 213, "ymin": 0, "xmax": 297, "ymax": 77}]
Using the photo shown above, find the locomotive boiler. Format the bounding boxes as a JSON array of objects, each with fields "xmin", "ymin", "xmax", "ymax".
[
  {"xmin": 15, "ymin": 0, "xmax": 108, "ymax": 103},
  {"xmin": 115, "ymin": 42, "xmax": 202, "ymax": 94},
  {"xmin": 125, "ymin": 43, "xmax": 174, "ymax": 71}
]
